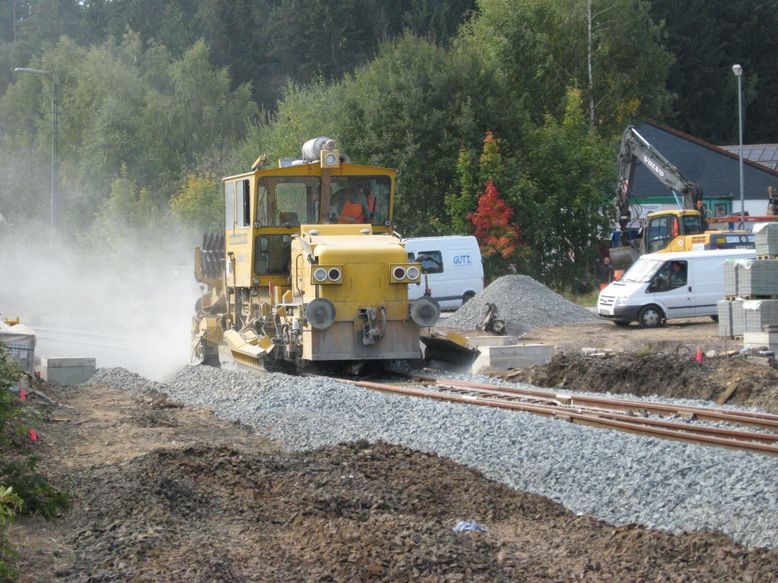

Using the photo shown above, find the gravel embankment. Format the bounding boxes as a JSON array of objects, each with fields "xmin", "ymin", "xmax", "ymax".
[
  {"xmin": 439, "ymin": 275, "xmax": 599, "ymax": 335},
  {"xmin": 87, "ymin": 365, "xmax": 778, "ymax": 549}
]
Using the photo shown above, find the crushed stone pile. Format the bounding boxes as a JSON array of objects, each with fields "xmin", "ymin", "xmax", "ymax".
[
  {"xmin": 439, "ymin": 274, "xmax": 599, "ymax": 335},
  {"xmin": 81, "ymin": 365, "xmax": 778, "ymax": 550}
]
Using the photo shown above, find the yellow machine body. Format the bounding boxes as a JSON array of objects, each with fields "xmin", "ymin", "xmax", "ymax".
[
  {"xmin": 192, "ymin": 139, "xmax": 438, "ymax": 371},
  {"xmin": 611, "ymin": 209, "xmax": 755, "ymax": 269}
]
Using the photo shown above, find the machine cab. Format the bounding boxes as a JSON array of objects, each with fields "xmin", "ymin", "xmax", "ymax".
[
  {"xmin": 643, "ymin": 210, "xmax": 705, "ymax": 254},
  {"xmin": 221, "ymin": 140, "xmax": 396, "ymax": 296}
]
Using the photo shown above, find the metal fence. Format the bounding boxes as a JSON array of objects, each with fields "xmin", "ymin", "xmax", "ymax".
[{"xmin": 0, "ymin": 332, "xmax": 36, "ymax": 373}]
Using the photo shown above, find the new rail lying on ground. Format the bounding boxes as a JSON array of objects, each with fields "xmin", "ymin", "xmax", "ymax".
[{"xmin": 340, "ymin": 376, "xmax": 778, "ymax": 456}]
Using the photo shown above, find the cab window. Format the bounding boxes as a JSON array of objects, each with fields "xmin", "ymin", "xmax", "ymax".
[
  {"xmin": 257, "ymin": 177, "xmax": 320, "ymax": 226},
  {"xmin": 682, "ymin": 215, "xmax": 703, "ymax": 235},
  {"xmin": 237, "ymin": 180, "xmax": 250, "ymax": 227},
  {"xmin": 224, "ymin": 181, "xmax": 236, "ymax": 230},
  {"xmin": 329, "ymin": 175, "xmax": 391, "ymax": 225},
  {"xmin": 254, "ymin": 234, "xmax": 291, "ymax": 275},
  {"xmin": 645, "ymin": 215, "xmax": 679, "ymax": 253}
]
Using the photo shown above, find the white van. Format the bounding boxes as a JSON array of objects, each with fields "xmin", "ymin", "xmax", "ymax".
[
  {"xmin": 597, "ymin": 249, "xmax": 756, "ymax": 328},
  {"xmin": 404, "ymin": 236, "xmax": 484, "ymax": 310}
]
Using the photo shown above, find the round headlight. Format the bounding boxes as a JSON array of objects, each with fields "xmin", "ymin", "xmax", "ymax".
[
  {"xmin": 393, "ymin": 266, "xmax": 406, "ymax": 280},
  {"xmin": 305, "ymin": 298, "xmax": 336, "ymax": 330},
  {"xmin": 406, "ymin": 266, "xmax": 420, "ymax": 280},
  {"xmin": 313, "ymin": 267, "xmax": 328, "ymax": 282},
  {"xmin": 410, "ymin": 297, "xmax": 440, "ymax": 327},
  {"xmin": 323, "ymin": 152, "xmax": 338, "ymax": 166},
  {"xmin": 328, "ymin": 267, "xmax": 342, "ymax": 281}
]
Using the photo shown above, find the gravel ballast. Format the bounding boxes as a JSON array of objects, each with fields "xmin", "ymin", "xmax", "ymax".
[
  {"xmin": 87, "ymin": 365, "xmax": 778, "ymax": 550},
  {"xmin": 439, "ymin": 274, "xmax": 599, "ymax": 335}
]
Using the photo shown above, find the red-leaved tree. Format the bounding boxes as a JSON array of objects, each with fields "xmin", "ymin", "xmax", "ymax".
[{"xmin": 468, "ymin": 179, "xmax": 522, "ymax": 265}]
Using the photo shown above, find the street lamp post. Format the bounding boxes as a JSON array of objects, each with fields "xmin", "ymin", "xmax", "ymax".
[
  {"xmin": 732, "ymin": 64, "xmax": 744, "ymax": 226},
  {"xmin": 14, "ymin": 67, "xmax": 59, "ymax": 250}
]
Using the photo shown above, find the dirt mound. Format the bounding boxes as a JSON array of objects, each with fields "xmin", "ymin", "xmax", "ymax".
[
  {"xmin": 500, "ymin": 352, "xmax": 778, "ymax": 412},
  {"xmin": 53, "ymin": 441, "xmax": 778, "ymax": 582},
  {"xmin": 13, "ymin": 380, "xmax": 778, "ymax": 581}
]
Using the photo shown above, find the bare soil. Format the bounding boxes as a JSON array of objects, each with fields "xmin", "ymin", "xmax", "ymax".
[
  {"xmin": 9, "ymin": 377, "xmax": 778, "ymax": 581},
  {"xmin": 498, "ymin": 317, "xmax": 778, "ymax": 413}
]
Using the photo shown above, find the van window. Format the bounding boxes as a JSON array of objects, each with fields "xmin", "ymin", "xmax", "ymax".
[
  {"xmin": 622, "ymin": 258, "xmax": 663, "ymax": 283},
  {"xmin": 417, "ymin": 251, "xmax": 444, "ymax": 274},
  {"xmin": 648, "ymin": 260, "xmax": 688, "ymax": 292}
]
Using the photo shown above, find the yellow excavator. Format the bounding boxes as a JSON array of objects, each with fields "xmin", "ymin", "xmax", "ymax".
[{"xmin": 610, "ymin": 126, "xmax": 754, "ymax": 269}]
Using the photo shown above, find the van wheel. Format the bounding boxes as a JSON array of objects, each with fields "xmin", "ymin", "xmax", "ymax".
[
  {"xmin": 638, "ymin": 305, "xmax": 664, "ymax": 328},
  {"xmin": 462, "ymin": 291, "xmax": 476, "ymax": 305}
]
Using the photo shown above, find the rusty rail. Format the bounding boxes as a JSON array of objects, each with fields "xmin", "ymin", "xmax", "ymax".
[{"xmin": 339, "ymin": 377, "xmax": 778, "ymax": 456}]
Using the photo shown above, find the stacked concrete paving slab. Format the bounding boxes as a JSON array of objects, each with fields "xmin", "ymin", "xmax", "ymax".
[{"xmin": 719, "ymin": 223, "xmax": 778, "ymax": 351}]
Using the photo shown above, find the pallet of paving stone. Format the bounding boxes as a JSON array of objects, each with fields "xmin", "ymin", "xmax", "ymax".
[
  {"xmin": 743, "ymin": 299, "xmax": 778, "ymax": 333},
  {"xmin": 755, "ymin": 222, "xmax": 778, "ymax": 256}
]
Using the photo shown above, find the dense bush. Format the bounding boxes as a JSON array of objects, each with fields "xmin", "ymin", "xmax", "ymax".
[{"xmin": 0, "ymin": 345, "xmax": 70, "ymax": 579}]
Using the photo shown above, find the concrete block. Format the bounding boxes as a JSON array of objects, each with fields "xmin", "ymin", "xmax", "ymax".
[
  {"xmin": 471, "ymin": 343, "xmax": 554, "ymax": 374},
  {"xmin": 724, "ymin": 259, "xmax": 778, "ymax": 298},
  {"xmin": 743, "ymin": 299, "xmax": 778, "ymax": 333},
  {"xmin": 755, "ymin": 222, "xmax": 778, "ymax": 256},
  {"xmin": 38, "ymin": 357, "xmax": 96, "ymax": 385},
  {"xmin": 717, "ymin": 299, "xmax": 744, "ymax": 337},
  {"xmin": 466, "ymin": 335, "xmax": 518, "ymax": 348},
  {"xmin": 743, "ymin": 330, "xmax": 778, "ymax": 351}
]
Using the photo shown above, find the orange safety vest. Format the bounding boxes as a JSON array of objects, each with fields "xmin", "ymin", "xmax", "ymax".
[{"xmin": 339, "ymin": 200, "xmax": 365, "ymax": 223}]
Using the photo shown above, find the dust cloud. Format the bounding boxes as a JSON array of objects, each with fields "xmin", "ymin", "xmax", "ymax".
[{"xmin": 0, "ymin": 222, "xmax": 201, "ymax": 381}]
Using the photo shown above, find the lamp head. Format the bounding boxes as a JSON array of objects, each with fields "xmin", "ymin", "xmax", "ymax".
[{"xmin": 732, "ymin": 64, "xmax": 743, "ymax": 77}]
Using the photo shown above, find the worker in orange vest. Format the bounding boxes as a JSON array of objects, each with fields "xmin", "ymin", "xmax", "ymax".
[{"xmin": 338, "ymin": 188, "xmax": 369, "ymax": 223}]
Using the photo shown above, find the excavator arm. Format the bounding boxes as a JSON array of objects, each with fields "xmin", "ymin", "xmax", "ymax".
[{"xmin": 615, "ymin": 126, "xmax": 703, "ymax": 233}]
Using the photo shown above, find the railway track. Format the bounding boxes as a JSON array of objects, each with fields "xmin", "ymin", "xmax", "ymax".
[{"xmin": 339, "ymin": 375, "xmax": 778, "ymax": 456}]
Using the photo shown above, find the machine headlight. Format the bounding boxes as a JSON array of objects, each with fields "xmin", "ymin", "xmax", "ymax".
[
  {"xmin": 406, "ymin": 266, "xmax": 420, "ymax": 280},
  {"xmin": 313, "ymin": 267, "xmax": 328, "ymax": 282},
  {"xmin": 328, "ymin": 267, "xmax": 342, "ymax": 281},
  {"xmin": 410, "ymin": 297, "xmax": 440, "ymax": 327},
  {"xmin": 305, "ymin": 298, "xmax": 336, "ymax": 330},
  {"xmin": 393, "ymin": 266, "xmax": 406, "ymax": 280}
]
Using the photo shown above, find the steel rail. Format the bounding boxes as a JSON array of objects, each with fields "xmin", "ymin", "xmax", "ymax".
[
  {"xmin": 433, "ymin": 383, "xmax": 777, "ymax": 444},
  {"xmin": 424, "ymin": 377, "xmax": 778, "ymax": 431},
  {"xmin": 340, "ymin": 379, "xmax": 778, "ymax": 456}
]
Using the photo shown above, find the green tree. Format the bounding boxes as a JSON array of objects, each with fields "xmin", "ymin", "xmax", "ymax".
[
  {"xmin": 0, "ymin": 33, "xmax": 256, "ymax": 243},
  {"xmin": 464, "ymin": 0, "xmax": 673, "ymax": 134},
  {"xmin": 444, "ymin": 144, "xmax": 478, "ymax": 234},
  {"xmin": 336, "ymin": 34, "xmax": 517, "ymax": 234},
  {"xmin": 650, "ymin": 0, "xmax": 778, "ymax": 143},
  {"xmin": 510, "ymin": 88, "xmax": 612, "ymax": 288},
  {"xmin": 170, "ymin": 173, "xmax": 223, "ymax": 232}
]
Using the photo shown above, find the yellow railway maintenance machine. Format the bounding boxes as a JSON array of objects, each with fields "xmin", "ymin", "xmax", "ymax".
[{"xmin": 192, "ymin": 137, "xmax": 440, "ymax": 373}]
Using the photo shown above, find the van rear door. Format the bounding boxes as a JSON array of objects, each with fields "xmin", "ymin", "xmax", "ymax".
[{"xmin": 689, "ymin": 257, "xmax": 725, "ymax": 317}]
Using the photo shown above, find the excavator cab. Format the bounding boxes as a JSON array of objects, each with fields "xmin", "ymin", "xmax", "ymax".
[{"xmin": 644, "ymin": 211, "xmax": 704, "ymax": 254}]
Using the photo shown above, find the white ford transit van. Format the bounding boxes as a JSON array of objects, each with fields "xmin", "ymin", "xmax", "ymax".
[
  {"xmin": 597, "ymin": 249, "xmax": 756, "ymax": 327},
  {"xmin": 404, "ymin": 236, "xmax": 484, "ymax": 310}
]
